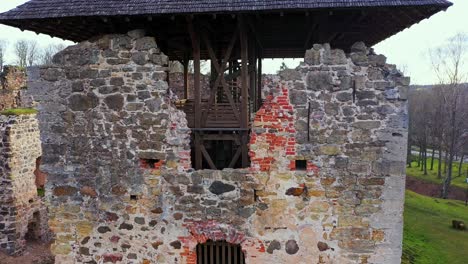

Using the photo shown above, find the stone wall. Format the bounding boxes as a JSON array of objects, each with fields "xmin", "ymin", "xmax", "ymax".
[
  {"xmin": 169, "ymin": 72, "xmax": 211, "ymax": 100},
  {"xmin": 26, "ymin": 30, "xmax": 408, "ymax": 264},
  {"xmin": 0, "ymin": 66, "xmax": 27, "ymax": 111},
  {"xmin": 0, "ymin": 114, "xmax": 49, "ymax": 256},
  {"xmin": 251, "ymin": 43, "xmax": 409, "ymax": 263}
]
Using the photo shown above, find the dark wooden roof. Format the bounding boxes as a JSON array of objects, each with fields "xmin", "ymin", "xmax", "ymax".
[
  {"xmin": 0, "ymin": 0, "xmax": 453, "ymax": 59},
  {"xmin": 0, "ymin": 0, "xmax": 452, "ymax": 19}
]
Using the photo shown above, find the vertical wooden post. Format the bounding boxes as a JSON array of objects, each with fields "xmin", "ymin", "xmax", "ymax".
[
  {"xmin": 257, "ymin": 55, "xmax": 262, "ymax": 111},
  {"xmin": 188, "ymin": 16, "xmax": 203, "ymax": 170},
  {"xmin": 239, "ymin": 15, "xmax": 249, "ymax": 167},
  {"xmin": 249, "ymin": 36, "xmax": 257, "ymax": 114},
  {"xmin": 183, "ymin": 54, "xmax": 189, "ymax": 99}
]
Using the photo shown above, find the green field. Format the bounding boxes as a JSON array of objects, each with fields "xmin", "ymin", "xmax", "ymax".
[
  {"xmin": 402, "ymin": 190, "xmax": 468, "ymax": 264},
  {"xmin": 407, "ymin": 156, "xmax": 468, "ymax": 190}
]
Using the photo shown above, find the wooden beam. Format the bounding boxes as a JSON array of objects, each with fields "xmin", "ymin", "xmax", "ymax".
[
  {"xmin": 257, "ymin": 55, "xmax": 263, "ymax": 111},
  {"xmin": 201, "ymin": 134, "xmax": 241, "ymax": 143},
  {"xmin": 200, "ymin": 29, "xmax": 240, "ymax": 126},
  {"xmin": 246, "ymin": 17, "xmax": 264, "ymax": 51},
  {"xmin": 228, "ymin": 147, "xmax": 242, "ymax": 168},
  {"xmin": 183, "ymin": 54, "xmax": 189, "ymax": 99},
  {"xmin": 239, "ymin": 16, "xmax": 249, "ymax": 168},
  {"xmin": 239, "ymin": 16, "xmax": 249, "ymax": 129},
  {"xmin": 187, "ymin": 16, "xmax": 203, "ymax": 170},
  {"xmin": 249, "ymin": 35, "xmax": 257, "ymax": 113},
  {"xmin": 201, "ymin": 145, "xmax": 217, "ymax": 170},
  {"xmin": 303, "ymin": 17, "xmax": 318, "ymax": 49}
]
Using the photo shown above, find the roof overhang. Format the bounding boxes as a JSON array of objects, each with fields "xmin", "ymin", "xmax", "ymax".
[{"xmin": 0, "ymin": 1, "xmax": 453, "ymax": 59}]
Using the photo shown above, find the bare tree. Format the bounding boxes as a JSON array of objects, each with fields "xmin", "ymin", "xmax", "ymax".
[
  {"xmin": 15, "ymin": 40, "xmax": 29, "ymax": 68},
  {"xmin": 429, "ymin": 33, "xmax": 468, "ymax": 199},
  {"xmin": 39, "ymin": 43, "xmax": 66, "ymax": 65},
  {"xmin": 27, "ymin": 40, "xmax": 39, "ymax": 66},
  {"xmin": 14, "ymin": 40, "xmax": 41, "ymax": 67},
  {"xmin": 0, "ymin": 39, "xmax": 7, "ymax": 72},
  {"xmin": 408, "ymin": 88, "xmax": 433, "ymax": 175}
]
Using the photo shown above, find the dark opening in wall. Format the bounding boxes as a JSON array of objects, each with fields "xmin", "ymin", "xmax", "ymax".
[
  {"xmin": 295, "ymin": 160, "xmax": 307, "ymax": 171},
  {"xmin": 196, "ymin": 240, "xmax": 245, "ymax": 264},
  {"xmin": 190, "ymin": 130, "xmax": 250, "ymax": 170},
  {"xmin": 34, "ymin": 157, "xmax": 46, "ymax": 196},
  {"xmin": 140, "ymin": 159, "xmax": 161, "ymax": 169},
  {"xmin": 25, "ymin": 212, "xmax": 41, "ymax": 242},
  {"xmin": 130, "ymin": 195, "xmax": 139, "ymax": 201}
]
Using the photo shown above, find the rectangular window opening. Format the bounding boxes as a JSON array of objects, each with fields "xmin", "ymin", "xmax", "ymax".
[
  {"xmin": 189, "ymin": 130, "xmax": 250, "ymax": 171},
  {"xmin": 295, "ymin": 160, "xmax": 307, "ymax": 171},
  {"xmin": 140, "ymin": 159, "xmax": 161, "ymax": 169}
]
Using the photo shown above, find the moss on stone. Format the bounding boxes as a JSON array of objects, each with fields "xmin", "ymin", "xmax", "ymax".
[
  {"xmin": 37, "ymin": 188, "xmax": 45, "ymax": 197},
  {"xmin": 0, "ymin": 108, "xmax": 38, "ymax": 116}
]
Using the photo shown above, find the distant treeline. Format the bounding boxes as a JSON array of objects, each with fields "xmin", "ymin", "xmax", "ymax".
[
  {"xmin": 408, "ymin": 84, "xmax": 468, "ymax": 198},
  {"xmin": 0, "ymin": 39, "xmax": 67, "ymax": 72}
]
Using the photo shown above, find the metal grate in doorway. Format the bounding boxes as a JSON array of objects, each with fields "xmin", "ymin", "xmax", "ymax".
[{"xmin": 196, "ymin": 240, "xmax": 245, "ymax": 264}]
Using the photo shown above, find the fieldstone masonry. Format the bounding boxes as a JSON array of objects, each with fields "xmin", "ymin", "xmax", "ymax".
[
  {"xmin": 0, "ymin": 66, "xmax": 27, "ymax": 111},
  {"xmin": 19, "ymin": 30, "xmax": 408, "ymax": 264},
  {"xmin": 0, "ymin": 114, "xmax": 49, "ymax": 255}
]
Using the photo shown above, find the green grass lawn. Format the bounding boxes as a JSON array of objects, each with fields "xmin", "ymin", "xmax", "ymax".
[
  {"xmin": 407, "ymin": 156, "xmax": 468, "ymax": 190},
  {"xmin": 402, "ymin": 190, "xmax": 468, "ymax": 264}
]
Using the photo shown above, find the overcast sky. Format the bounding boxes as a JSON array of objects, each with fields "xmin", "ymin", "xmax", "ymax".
[{"xmin": 1, "ymin": 0, "xmax": 467, "ymax": 85}]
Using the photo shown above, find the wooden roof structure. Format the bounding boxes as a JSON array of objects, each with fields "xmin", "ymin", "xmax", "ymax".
[{"xmin": 0, "ymin": 0, "xmax": 452, "ymax": 59}]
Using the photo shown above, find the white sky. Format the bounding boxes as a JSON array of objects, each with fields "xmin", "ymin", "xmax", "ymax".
[{"xmin": 1, "ymin": 0, "xmax": 467, "ymax": 85}]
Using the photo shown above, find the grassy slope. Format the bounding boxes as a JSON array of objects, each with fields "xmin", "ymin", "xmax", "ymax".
[
  {"xmin": 407, "ymin": 157, "xmax": 468, "ymax": 189},
  {"xmin": 402, "ymin": 191, "xmax": 468, "ymax": 264}
]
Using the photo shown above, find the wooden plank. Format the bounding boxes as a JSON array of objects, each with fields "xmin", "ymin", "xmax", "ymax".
[
  {"xmin": 257, "ymin": 55, "xmax": 263, "ymax": 111},
  {"xmin": 303, "ymin": 17, "xmax": 318, "ymax": 49},
  {"xmin": 201, "ymin": 31, "xmax": 241, "ymax": 125},
  {"xmin": 198, "ymin": 244, "xmax": 203, "ymax": 264},
  {"xmin": 228, "ymin": 147, "xmax": 242, "ymax": 168},
  {"xmin": 233, "ymin": 245, "xmax": 238, "ymax": 264},
  {"xmin": 249, "ymin": 34, "xmax": 257, "ymax": 114},
  {"xmin": 210, "ymin": 243, "xmax": 214, "ymax": 264},
  {"xmin": 201, "ymin": 145, "xmax": 217, "ymax": 170},
  {"xmin": 187, "ymin": 18, "xmax": 201, "ymax": 128},
  {"xmin": 228, "ymin": 244, "xmax": 231, "ymax": 264},
  {"xmin": 202, "ymin": 134, "xmax": 239, "ymax": 141},
  {"xmin": 222, "ymin": 242, "xmax": 226, "ymax": 264},
  {"xmin": 239, "ymin": 16, "xmax": 250, "ymax": 168},
  {"xmin": 246, "ymin": 17, "xmax": 264, "ymax": 51},
  {"xmin": 217, "ymin": 242, "xmax": 221, "ymax": 264},
  {"xmin": 204, "ymin": 244, "xmax": 208, "ymax": 264},
  {"xmin": 183, "ymin": 55, "xmax": 189, "ymax": 99},
  {"xmin": 191, "ymin": 128, "xmax": 249, "ymax": 132},
  {"xmin": 187, "ymin": 17, "xmax": 203, "ymax": 169}
]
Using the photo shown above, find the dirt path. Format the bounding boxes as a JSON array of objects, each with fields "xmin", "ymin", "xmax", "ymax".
[
  {"xmin": 0, "ymin": 242, "xmax": 54, "ymax": 264},
  {"xmin": 406, "ymin": 176, "xmax": 468, "ymax": 201}
]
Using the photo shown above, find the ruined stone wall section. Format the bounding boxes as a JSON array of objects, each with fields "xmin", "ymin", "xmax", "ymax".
[
  {"xmin": 0, "ymin": 114, "xmax": 47, "ymax": 256},
  {"xmin": 263, "ymin": 42, "xmax": 408, "ymax": 263},
  {"xmin": 0, "ymin": 66, "xmax": 27, "ymax": 111},
  {"xmin": 26, "ymin": 32, "xmax": 408, "ymax": 264},
  {"xmin": 24, "ymin": 30, "xmax": 196, "ymax": 263}
]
